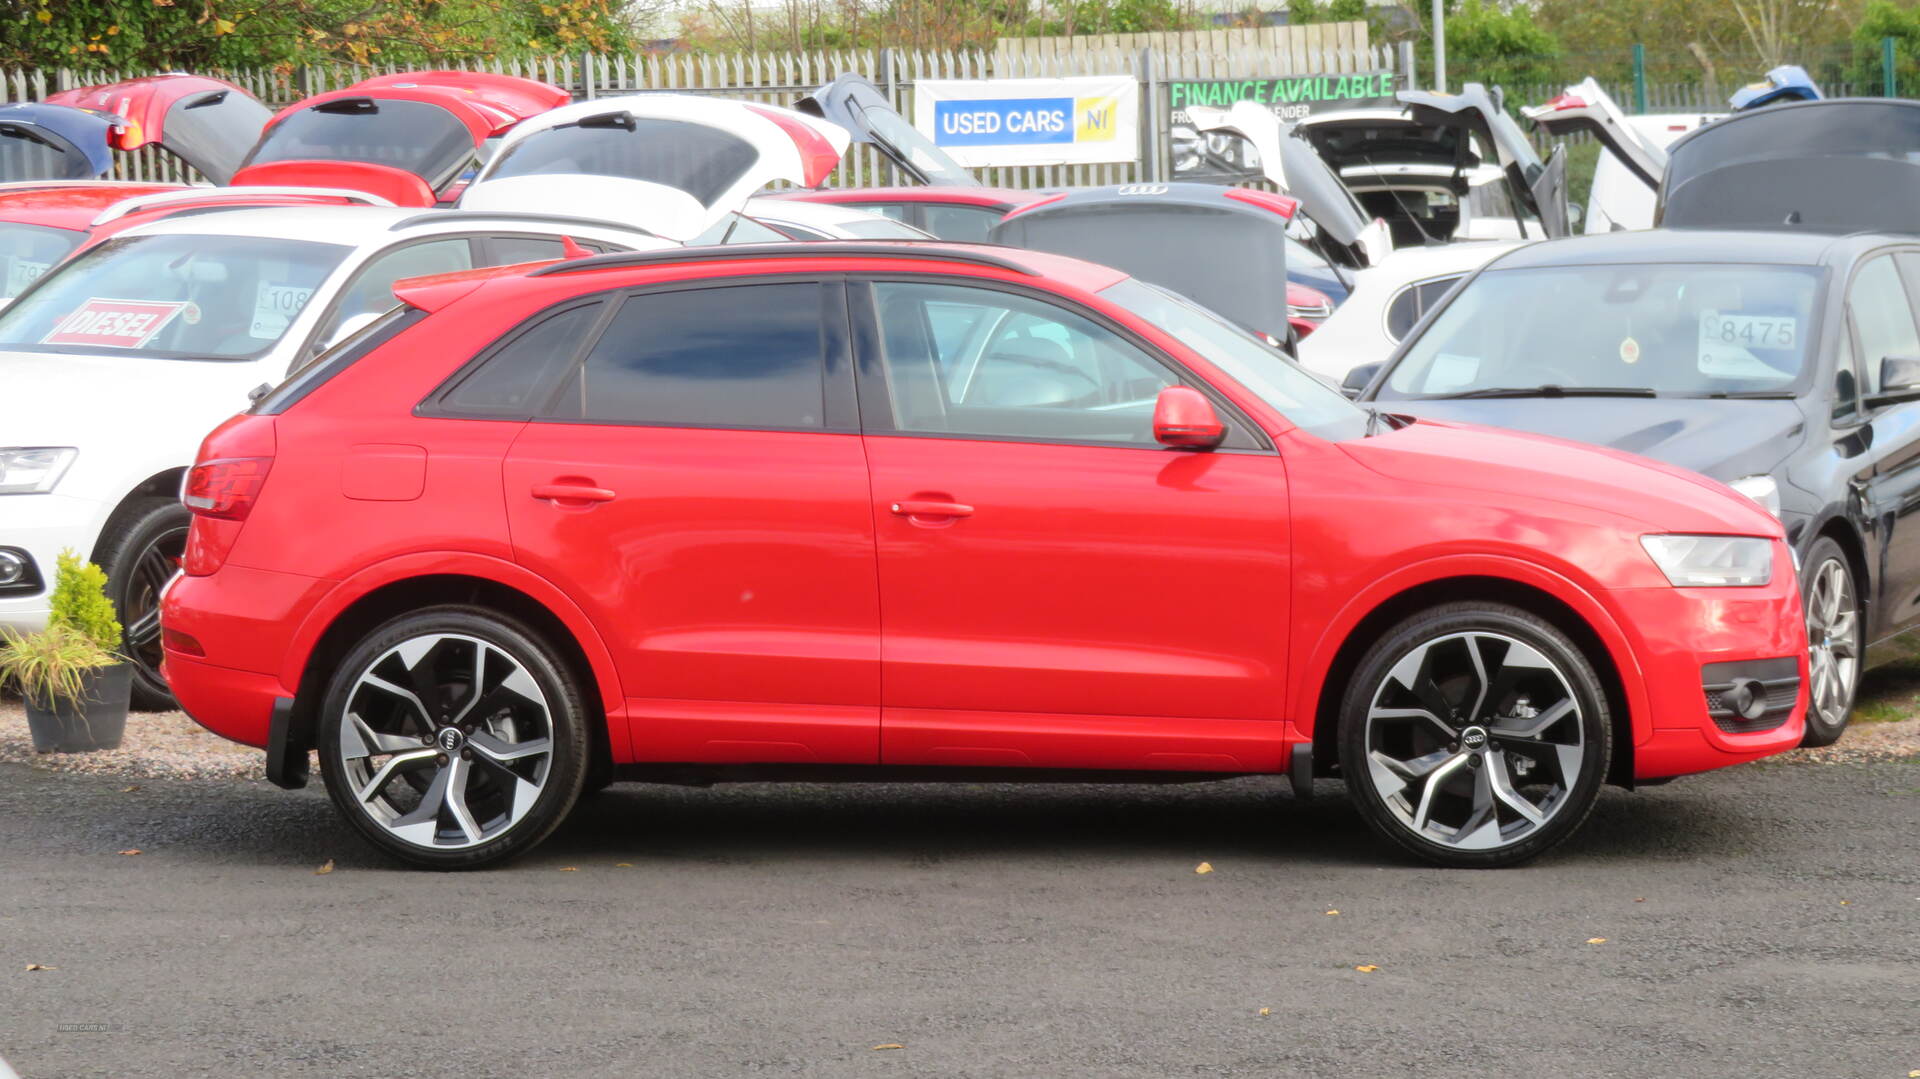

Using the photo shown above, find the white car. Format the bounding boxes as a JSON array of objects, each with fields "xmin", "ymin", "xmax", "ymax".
[
  {"xmin": 1296, "ymin": 240, "xmax": 1524, "ymax": 383},
  {"xmin": 460, "ymin": 94, "xmax": 852, "ymax": 241},
  {"xmin": 1525, "ymin": 79, "xmax": 1718, "ymax": 234},
  {"xmin": 736, "ymin": 196, "xmax": 935, "ymax": 241},
  {"xmin": 0, "ymin": 204, "xmax": 671, "ymax": 706}
]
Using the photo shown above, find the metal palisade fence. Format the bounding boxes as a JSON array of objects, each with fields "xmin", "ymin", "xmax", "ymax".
[{"xmin": 3, "ymin": 33, "xmax": 1403, "ymax": 188}]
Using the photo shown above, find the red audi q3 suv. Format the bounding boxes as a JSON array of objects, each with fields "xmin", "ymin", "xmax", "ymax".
[{"xmin": 161, "ymin": 242, "xmax": 1809, "ymax": 869}]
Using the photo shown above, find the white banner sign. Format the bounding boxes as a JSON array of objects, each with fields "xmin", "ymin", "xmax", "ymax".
[{"xmin": 913, "ymin": 76, "xmax": 1140, "ymax": 167}]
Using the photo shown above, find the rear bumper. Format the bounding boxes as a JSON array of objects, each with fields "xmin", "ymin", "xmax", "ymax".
[
  {"xmin": 1605, "ymin": 574, "xmax": 1808, "ymax": 780},
  {"xmin": 160, "ymin": 563, "xmax": 326, "ymax": 749}
]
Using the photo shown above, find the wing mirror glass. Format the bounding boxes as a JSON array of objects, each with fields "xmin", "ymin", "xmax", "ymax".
[
  {"xmin": 1153, "ymin": 385, "xmax": 1225, "ymax": 449},
  {"xmin": 1879, "ymin": 354, "xmax": 1920, "ymax": 395},
  {"xmin": 1342, "ymin": 361, "xmax": 1383, "ymax": 398}
]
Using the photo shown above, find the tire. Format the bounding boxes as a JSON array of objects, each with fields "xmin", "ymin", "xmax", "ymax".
[
  {"xmin": 316, "ymin": 605, "xmax": 590, "ymax": 869},
  {"xmin": 1338, "ymin": 602, "xmax": 1612, "ymax": 868},
  {"xmin": 94, "ymin": 497, "xmax": 191, "ymax": 711},
  {"xmin": 1800, "ymin": 537, "xmax": 1860, "ymax": 748}
]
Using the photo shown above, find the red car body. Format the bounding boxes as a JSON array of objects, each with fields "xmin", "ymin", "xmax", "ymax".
[{"xmin": 160, "ymin": 243, "xmax": 1807, "ymax": 867}]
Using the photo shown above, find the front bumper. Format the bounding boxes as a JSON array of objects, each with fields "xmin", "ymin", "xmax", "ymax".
[
  {"xmin": 0, "ymin": 491, "xmax": 113, "ymax": 634},
  {"xmin": 1606, "ymin": 569, "xmax": 1809, "ymax": 780}
]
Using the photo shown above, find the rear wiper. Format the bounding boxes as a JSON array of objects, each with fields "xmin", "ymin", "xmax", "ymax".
[
  {"xmin": 1696, "ymin": 389, "xmax": 1795, "ymax": 399},
  {"xmin": 1431, "ymin": 385, "xmax": 1658, "ymax": 399}
]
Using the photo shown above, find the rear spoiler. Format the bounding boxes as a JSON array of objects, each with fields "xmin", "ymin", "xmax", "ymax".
[{"xmin": 392, "ymin": 257, "xmax": 579, "ymax": 313}]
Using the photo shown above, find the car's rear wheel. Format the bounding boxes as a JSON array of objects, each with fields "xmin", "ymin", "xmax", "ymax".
[
  {"xmin": 1800, "ymin": 537, "xmax": 1859, "ymax": 748},
  {"xmin": 316, "ymin": 606, "xmax": 589, "ymax": 869},
  {"xmin": 1339, "ymin": 602, "xmax": 1612, "ymax": 868},
  {"xmin": 94, "ymin": 497, "xmax": 190, "ymax": 711}
]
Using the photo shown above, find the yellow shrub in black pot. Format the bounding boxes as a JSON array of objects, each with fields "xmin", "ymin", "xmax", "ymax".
[{"xmin": 1, "ymin": 550, "xmax": 130, "ymax": 752}]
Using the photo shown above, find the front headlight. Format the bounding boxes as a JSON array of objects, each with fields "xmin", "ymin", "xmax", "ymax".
[
  {"xmin": 1729, "ymin": 474, "xmax": 1781, "ymax": 518},
  {"xmin": 1640, "ymin": 534, "xmax": 1774, "ymax": 587},
  {"xmin": 0, "ymin": 447, "xmax": 76, "ymax": 494}
]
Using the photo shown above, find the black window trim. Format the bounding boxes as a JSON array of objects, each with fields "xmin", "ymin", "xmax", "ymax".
[
  {"xmin": 417, "ymin": 274, "xmax": 857, "ymax": 434},
  {"xmin": 845, "ymin": 272, "xmax": 1275, "ymax": 455},
  {"xmin": 255, "ymin": 306, "xmax": 427, "ymax": 415}
]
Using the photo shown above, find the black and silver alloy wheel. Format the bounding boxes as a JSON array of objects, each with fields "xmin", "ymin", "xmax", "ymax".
[
  {"xmin": 1340, "ymin": 603, "xmax": 1611, "ymax": 868},
  {"xmin": 96, "ymin": 497, "xmax": 192, "ymax": 711},
  {"xmin": 318, "ymin": 607, "xmax": 588, "ymax": 868},
  {"xmin": 1799, "ymin": 537, "xmax": 1859, "ymax": 748}
]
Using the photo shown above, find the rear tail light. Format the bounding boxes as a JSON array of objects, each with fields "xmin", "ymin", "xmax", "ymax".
[
  {"xmin": 1544, "ymin": 93, "xmax": 1588, "ymax": 111},
  {"xmin": 183, "ymin": 457, "xmax": 273, "ymax": 520},
  {"xmin": 1223, "ymin": 187, "xmax": 1299, "ymax": 219},
  {"xmin": 746, "ymin": 105, "xmax": 842, "ymax": 188}
]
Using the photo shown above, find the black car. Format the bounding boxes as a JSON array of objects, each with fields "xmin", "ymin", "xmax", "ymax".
[{"xmin": 1352, "ymin": 227, "xmax": 1920, "ymax": 745}]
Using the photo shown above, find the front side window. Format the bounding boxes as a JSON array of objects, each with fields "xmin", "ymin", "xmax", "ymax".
[
  {"xmin": 546, "ymin": 282, "xmax": 828, "ymax": 429},
  {"xmin": 0, "ymin": 233, "xmax": 349, "ymax": 360},
  {"xmin": 1849, "ymin": 255, "xmax": 1920, "ymax": 397},
  {"xmin": 867, "ymin": 280, "xmax": 1176, "ymax": 446},
  {"xmin": 1381, "ymin": 262, "xmax": 1824, "ymax": 399},
  {"xmin": 313, "ymin": 238, "xmax": 475, "ymax": 350}
]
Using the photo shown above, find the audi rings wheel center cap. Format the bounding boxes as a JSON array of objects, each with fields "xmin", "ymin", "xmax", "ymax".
[
  {"xmin": 435, "ymin": 727, "xmax": 465, "ymax": 753},
  {"xmin": 1460, "ymin": 726, "xmax": 1489, "ymax": 751}
]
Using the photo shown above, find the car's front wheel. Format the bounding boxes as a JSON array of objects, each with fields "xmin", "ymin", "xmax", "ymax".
[
  {"xmin": 1339, "ymin": 602, "xmax": 1612, "ymax": 868},
  {"xmin": 95, "ymin": 496, "xmax": 191, "ymax": 711},
  {"xmin": 316, "ymin": 606, "xmax": 589, "ymax": 869},
  {"xmin": 1800, "ymin": 538, "xmax": 1860, "ymax": 748}
]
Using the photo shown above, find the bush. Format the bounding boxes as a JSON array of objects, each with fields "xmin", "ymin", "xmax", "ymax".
[{"xmin": 48, "ymin": 549, "xmax": 121, "ymax": 654}]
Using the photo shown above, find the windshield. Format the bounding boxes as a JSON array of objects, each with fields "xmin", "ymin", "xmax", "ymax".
[
  {"xmin": 860, "ymin": 105, "xmax": 976, "ymax": 186},
  {"xmin": 0, "ymin": 223, "xmax": 83, "ymax": 303},
  {"xmin": 246, "ymin": 100, "xmax": 476, "ymax": 190},
  {"xmin": 1099, "ymin": 277, "xmax": 1368, "ymax": 441},
  {"xmin": 1380, "ymin": 263, "xmax": 1824, "ymax": 399},
  {"xmin": 487, "ymin": 118, "xmax": 758, "ymax": 207},
  {"xmin": 0, "ymin": 234, "xmax": 349, "ymax": 360}
]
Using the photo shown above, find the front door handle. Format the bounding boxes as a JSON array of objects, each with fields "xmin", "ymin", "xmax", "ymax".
[
  {"xmin": 532, "ymin": 483, "xmax": 616, "ymax": 504},
  {"xmin": 890, "ymin": 500, "xmax": 973, "ymax": 519}
]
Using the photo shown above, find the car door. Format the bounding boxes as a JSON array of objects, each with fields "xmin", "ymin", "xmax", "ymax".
[
  {"xmin": 491, "ymin": 278, "xmax": 881, "ymax": 764},
  {"xmin": 1856, "ymin": 251, "xmax": 1920, "ymax": 636},
  {"xmin": 852, "ymin": 277, "xmax": 1293, "ymax": 772}
]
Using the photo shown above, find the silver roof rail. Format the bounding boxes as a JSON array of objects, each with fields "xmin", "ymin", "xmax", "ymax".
[{"xmin": 89, "ymin": 186, "xmax": 397, "ymax": 226}]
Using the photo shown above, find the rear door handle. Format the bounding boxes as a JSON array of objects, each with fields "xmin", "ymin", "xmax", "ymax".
[
  {"xmin": 532, "ymin": 483, "xmax": 616, "ymax": 504},
  {"xmin": 890, "ymin": 500, "xmax": 973, "ymax": 519}
]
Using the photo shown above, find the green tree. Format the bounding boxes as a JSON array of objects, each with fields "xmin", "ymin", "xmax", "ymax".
[
  {"xmin": 1444, "ymin": 0, "xmax": 1563, "ymax": 90},
  {"xmin": 1851, "ymin": 0, "xmax": 1920, "ymax": 93}
]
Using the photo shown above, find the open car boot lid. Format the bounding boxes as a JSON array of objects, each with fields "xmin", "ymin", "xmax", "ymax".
[
  {"xmin": 461, "ymin": 94, "xmax": 851, "ymax": 242},
  {"xmin": 233, "ymin": 86, "xmax": 525, "ymax": 205},
  {"xmin": 1730, "ymin": 65, "xmax": 1823, "ymax": 110},
  {"xmin": 988, "ymin": 182, "xmax": 1294, "ymax": 344},
  {"xmin": 1659, "ymin": 97, "xmax": 1920, "ymax": 234},
  {"xmin": 1396, "ymin": 84, "xmax": 1571, "ymax": 238},
  {"xmin": 345, "ymin": 71, "xmax": 570, "ymax": 129},
  {"xmin": 1187, "ymin": 100, "xmax": 1392, "ymax": 270},
  {"xmin": 45, "ymin": 74, "xmax": 271, "ymax": 185},
  {"xmin": 1524, "ymin": 77, "xmax": 1667, "ymax": 192},
  {"xmin": 0, "ymin": 103, "xmax": 114, "ymax": 181},
  {"xmin": 794, "ymin": 73, "xmax": 979, "ymax": 187}
]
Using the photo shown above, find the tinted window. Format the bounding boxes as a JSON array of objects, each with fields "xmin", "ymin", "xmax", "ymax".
[
  {"xmin": 0, "ymin": 125, "xmax": 92, "ymax": 180},
  {"xmin": 869, "ymin": 281, "xmax": 1175, "ymax": 445},
  {"xmin": 546, "ymin": 283, "xmax": 826, "ymax": 428},
  {"xmin": 1384, "ymin": 275, "xmax": 1463, "ymax": 342},
  {"xmin": 245, "ymin": 99, "xmax": 476, "ymax": 190},
  {"xmin": 488, "ymin": 118, "xmax": 758, "ymax": 207},
  {"xmin": 0, "ymin": 233, "xmax": 348, "ymax": 360},
  {"xmin": 162, "ymin": 90, "xmax": 273, "ymax": 184},
  {"xmin": 439, "ymin": 302, "xmax": 604, "ymax": 415},
  {"xmin": 1848, "ymin": 255, "xmax": 1920, "ymax": 396},
  {"xmin": 490, "ymin": 236, "xmax": 570, "ymax": 263},
  {"xmin": 921, "ymin": 204, "xmax": 1001, "ymax": 243},
  {"xmin": 314, "ymin": 238, "xmax": 474, "ymax": 350}
]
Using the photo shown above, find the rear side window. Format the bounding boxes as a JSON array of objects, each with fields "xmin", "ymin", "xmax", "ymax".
[
  {"xmin": 437, "ymin": 302, "xmax": 605, "ymax": 416},
  {"xmin": 544, "ymin": 282, "xmax": 828, "ymax": 429},
  {"xmin": 921, "ymin": 204, "xmax": 1001, "ymax": 243},
  {"xmin": 1384, "ymin": 275, "xmax": 1463, "ymax": 342}
]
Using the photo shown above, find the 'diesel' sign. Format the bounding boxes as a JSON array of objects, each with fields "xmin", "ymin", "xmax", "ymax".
[{"xmin": 1168, "ymin": 72, "xmax": 1401, "ymax": 182}]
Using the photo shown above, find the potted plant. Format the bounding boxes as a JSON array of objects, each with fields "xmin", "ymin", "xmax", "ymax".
[{"xmin": 0, "ymin": 550, "xmax": 131, "ymax": 752}]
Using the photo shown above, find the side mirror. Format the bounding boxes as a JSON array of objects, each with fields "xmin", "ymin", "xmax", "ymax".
[
  {"xmin": 1342, "ymin": 361, "xmax": 1383, "ymax": 398},
  {"xmin": 1879, "ymin": 354, "xmax": 1920, "ymax": 395},
  {"xmin": 1153, "ymin": 386, "xmax": 1226, "ymax": 449}
]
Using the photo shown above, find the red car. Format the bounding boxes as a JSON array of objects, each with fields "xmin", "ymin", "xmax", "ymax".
[{"xmin": 161, "ymin": 242, "xmax": 1808, "ymax": 870}]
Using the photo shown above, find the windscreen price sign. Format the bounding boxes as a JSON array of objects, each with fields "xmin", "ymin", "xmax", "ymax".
[
  {"xmin": 914, "ymin": 76, "xmax": 1139, "ymax": 167},
  {"xmin": 1169, "ymin": 71, "xmax": 1401, "ymax": 181}
]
